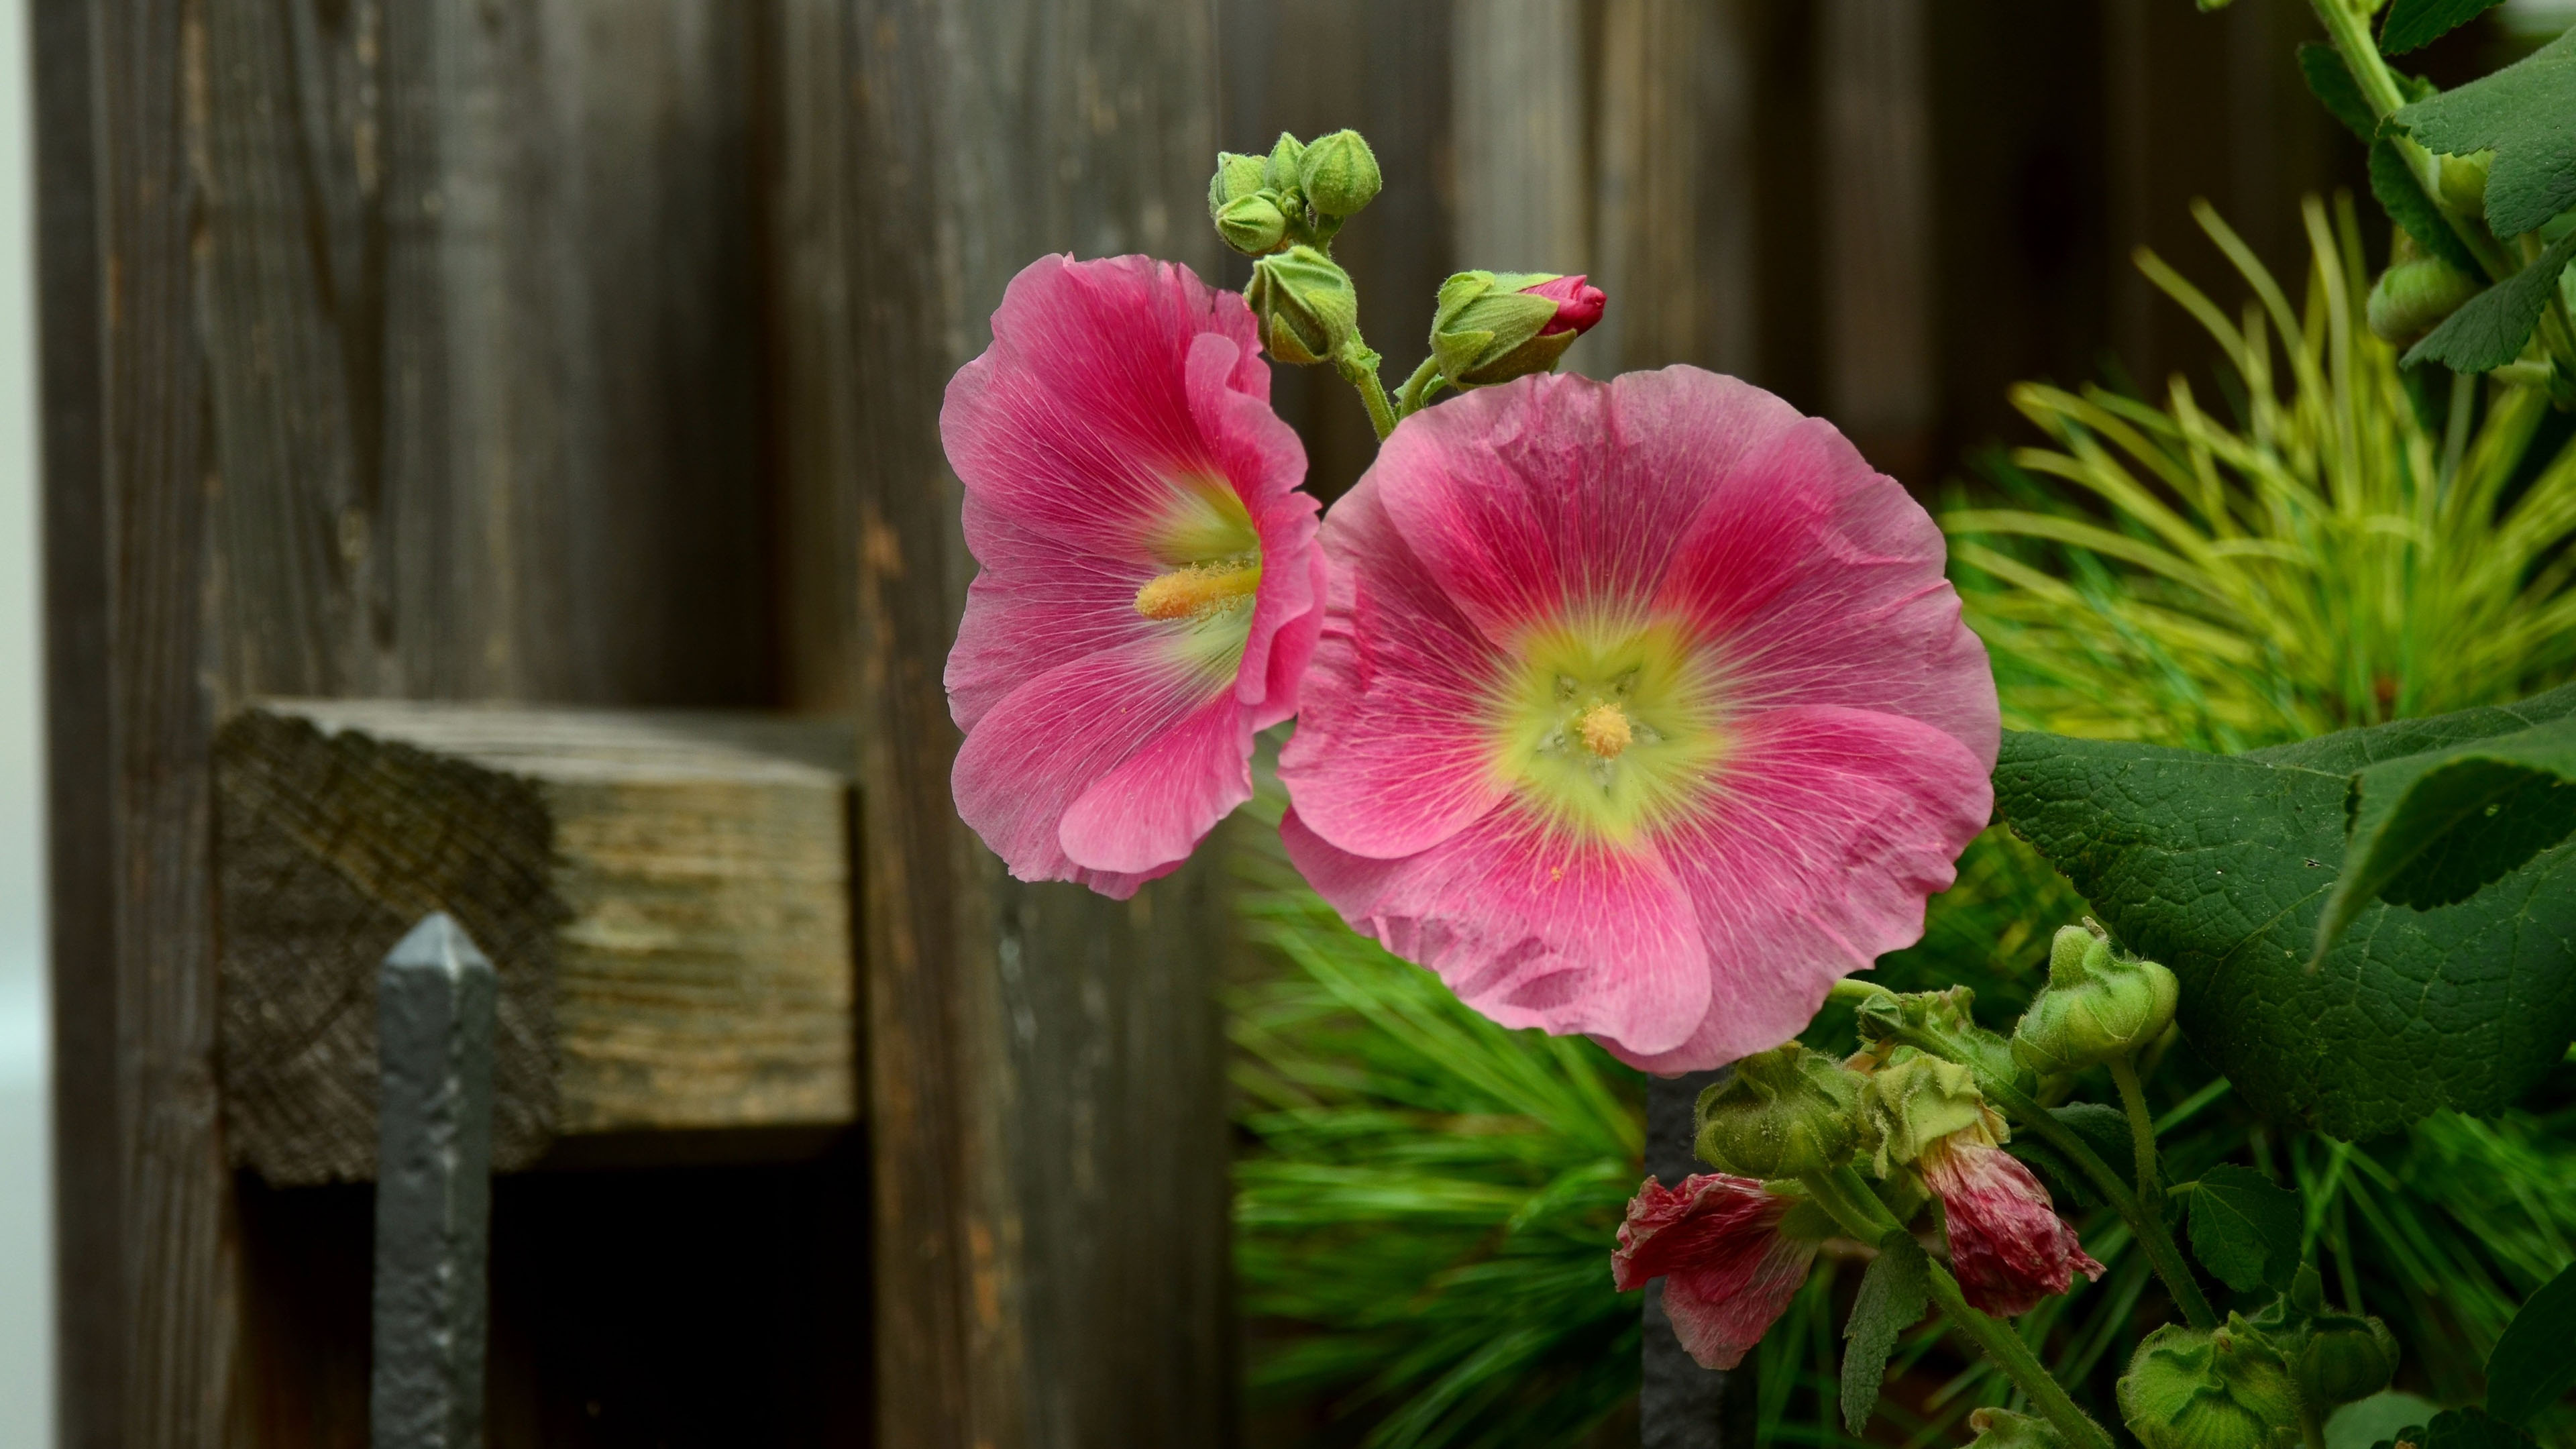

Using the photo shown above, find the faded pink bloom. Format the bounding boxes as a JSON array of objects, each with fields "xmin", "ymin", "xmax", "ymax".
[
  {"xmin": 1522, "ymin": 273, "xmax": 1606, "ymax": 335},
  {"xmin": 1921, "ymin": 1137, "xmax": 2105, "ymax": 1317},
  {"xmin": 1613, "ymin": 1173, "xmax": 1817, "ymax": 1371},
  {"xmin": 943, "ymin": 254, "xmax": 1325, "ymax": 898},
  {"xmin": 1278, "ymin": 366, "xmax": 1996, "ymax": 1069}
]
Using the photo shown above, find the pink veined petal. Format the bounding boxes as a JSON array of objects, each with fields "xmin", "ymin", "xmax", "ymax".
[
  {"xmin": 1615, "ymin": 706, "xmax": 1993, "ymax": 1074},
  {"xmin": 1611, "ymin": 1175, "xmax": 1816, "ymax": 1371},
  {"xmin": 1654, "ymin": 415, "xmax": 1998, "ymax": 766},
  {"xmin": 946, "ymin": 520, "xmax": 1163, "ymax": 734},
  {"xmin": 1369, "ymin": 367, "xmax": 1807, "ymax": 645},
  {"xmin": 1281, "ymin": 804, "xmax": 1713, "ymax": 1057},
  {"xmin": 1058, "ymin": 692, "xmax": 1254, "ymax": 876},
  {"xmin": 1925, "ymin": 1140, "xmax": 2106, "ymax": 1318},
  {"xmin": 953, "ymin": 633, "xmax": 1232, "ymax": 892},
  {"xmin": 1278, "ymin": 480, "xmax": 1513, "ymax": 859},
  {"xmin": 1252, "ymin": 548, "xmax": 1329, "ymax": 732},
  {"xmin": 1182, "ymin": 330, "xmax": 1318, "ymax": 716}
]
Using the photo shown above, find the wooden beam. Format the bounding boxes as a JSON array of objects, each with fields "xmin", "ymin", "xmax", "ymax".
[{"xmin": 215, "ymin": 700, "xmax": 859, "ymax": 1187}]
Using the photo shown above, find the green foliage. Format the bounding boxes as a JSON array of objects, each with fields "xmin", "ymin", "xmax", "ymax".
[
  {"xmin": 2188, "ymin": 1165, "xmax": 2304, "ymax": 1294},
  {"xmin": 2369, "ymin": 142, "xmax": 2483, "ymax": 277},
  {"xmin": 2406, "ymin": 232, "xmax": 2576, "ymax": 372},
  {"xmin": 2379, "ymin": 0, "xmax": 2506, "ymax": 56},
  {"xmin": 2300, "ymin": 43, "xmax": 2379, "ymax": 143},
  {"xmin": 1841, "ymin": 1238, "xmax": 1930, "ymax": 1434},
  {"xmin": 2485, "ymin": 1264, "xmax": 2576, "ymax": 1427},
  {"xmin": 2391, "ymin": 28, "xmax": 2576, "ymax": 239}
]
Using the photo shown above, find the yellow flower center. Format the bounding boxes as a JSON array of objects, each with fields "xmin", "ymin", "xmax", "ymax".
[
  {"xmin": 1486, "ymin": 614, "xmax": 1727, "ymax": 842},
  {"xmin": 1134, "ymin": 557, "xmax": 1263, "ymax": 621},
  {"xmin": 1575, "ymin": 701, "xmax": 1633, "ymax": 758}
]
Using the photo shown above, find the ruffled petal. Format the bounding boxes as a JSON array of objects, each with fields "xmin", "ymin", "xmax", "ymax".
[
  {"xmin": 1925, "ymin": 1140, "xmax": 2105, "ymax": 1318},
  {"xmin": 1615, "ymin": 706, "xmax": 1992, "ymax": 1074},
  {"xmin": 1279, "ymin": 480, "xmax": 1513, "ymax": 859},
  {"xmin": 1183, "ymin": 331, "xmax": 1319, "ymax": 717},
  {"xmin": 1281, "ymin": 803, "xmax": 1712, "ymax": 1057},
  {"xmin": 1059, "ymin": 693, "xmax": 1253, "ymax": 875},
  {"xmin": 1612, "ymin": 1174, "xmax": 1815, "ymax": 1371}
]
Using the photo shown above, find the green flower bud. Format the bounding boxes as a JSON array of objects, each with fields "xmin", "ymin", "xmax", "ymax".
[
  {"xmin": 2436, "ymin": 152, "xmax": 2491, "ymax": 217},
  {"xmin": 1967, "ymin": 1407, "xmax": 2065, "ymax": 1449},
  {"xmin": 1263, "ymin": 132, "xmax": 1307, "ymax": 193},
  {"xmin": 1214, "ymin": 193, "xmax": 1289, "ymax": 256},
  {"xmin": 1245, "ymin": 246, "xmax": 1359, "ymax": 366},
  {"xmin": 2249, "ymin": 1267, "xmax": 2398, "ymax": 1411},
  {"xmin": 1208, "ymin": 151, "xmax": 1269, "ymax": 217},
  {"xmin": 1297, "ymin": 128, "xmax": 1382, "ymax": 218},
  {"xmin": 1858, "ymin": 1054, "xmax": 1999, "ymax": 1176},
  {"xmin": 1428, "ymin": 270, "xmax": 1605, "ymax": 388},
  {"xmin": 2367, "ymin": 256, "xmax": 2481, "ymax": 345},
  {"xmin": 2010, "ymin": 925, "xmax": 2180, "ymax": 1075},
  {"xmin": 1691, "ymin": 1042, "xmax": 1866, "ymax": 1179},
  {"xmin": 2118, "ymin": 1316, "xmax": 2306, "ymax": 1449},
  {"xmin": 1853, "ymin": 985, "xmax": 2031, "ymax": 1097}
]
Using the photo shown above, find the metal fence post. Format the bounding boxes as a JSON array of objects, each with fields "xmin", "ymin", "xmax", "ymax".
[
  {"xmin": 1644, "ymin": 1069, "xmax": 1731, "ymax": 1449},
  {"xmin": 372, "ymin": 912, "xmax": 497, "ymax": 1449}
]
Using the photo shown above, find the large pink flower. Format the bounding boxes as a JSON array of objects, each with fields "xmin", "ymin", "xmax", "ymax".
[
  {"xmin": 943, "ymin": 254, "xmax": 1324, "ymax": 898},
  {"xmin": 1921, "ymin": 1138, "xmax": 2104, "ymax": 1318},
  {"xmin": 1613, "ymin": 1173, "xmax": 1817, "ymax": 1370},
  {"xmin": 1278, "ymin": 366, "xmax": 1996, "ymax": 1069}
]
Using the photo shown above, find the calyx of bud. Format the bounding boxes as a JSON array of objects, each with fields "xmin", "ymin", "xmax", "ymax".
[
  {"xmin": 1215, "ymin": 193, "xmax": 1289, "ymax": 256},
  {"xmin": 1428, "ymin": 270, "xmax": 1605, "ymax": 388},
  {"xmin": 2367, "ymin": 252, "xmax": 2481, "ymax": 346},
  {"xmin": 1691, "ymin": 1042, "xmax": 1866, "ymax": 1179},
  {"xmin": 2010, "ymin": 924, "xmax": 2180, "ymax": 1075},
  {"xmin": 2249, "ymin": 1267, "xmax": 2399, "ymax": 1411},
  {"xmin": 1246, "ymin": 246, "xmax": 1360, "ymax": 366},
  {"xmin": 1858, "ymin": 1054, "xmax": 2000, "ymax": 1176},
  {"xmin": 2118, "ymin": 1316, "xmax": 2306, "ymax": 1449},
  {"xmin": 1967, "ymin": 1407, "xmax": 2065, "ymax": 1449},
  {"xmin": 1208, "ymin": 152, "xmax": 1269, "ymax": 215},
  {"xmin": 2436, "ymin": 151, "xmax": 2492, "ymax": 216},
  {"xmin": 1263, "ymin": 132, "xmax": 1308, "ymax": 194},
  {"xmin": 1854, "ymin": 985, "xmax": 2031, "ymax": 1097},
  {"xmin": 1297, "ymin": 129, "xmax": 1382, "ymax": 219}
]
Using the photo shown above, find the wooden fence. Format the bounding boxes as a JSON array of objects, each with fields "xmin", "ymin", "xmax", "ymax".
[{"xmin": 35, "ymin": 1, "xmax": 2353, "ymax": 1446}]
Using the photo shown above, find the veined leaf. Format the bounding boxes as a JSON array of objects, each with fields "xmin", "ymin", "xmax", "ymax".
[
  {"xmin": 2391, "ymin": 26, "xmax": 2576, "ymax": 238},
  {"xmin": 2369, "ymin": 140, "xmax": 2484, "ymax": 276},
  {"xmin": 2379, "ymin": 0, "xmax": 2506, "ymax": 55},
  {"xmin": 2186, "ymin": 1163, "xmax": 2302, "ymax": 1292},
  {"xmin": 1839, "ymin": 1234, "xmax": 1929, "ymax": 1434},
  {"xmin": 2404, "ymin": 231, "xmax": 2576, "ymax": 373},
  {"xmin": 2485, "ymin": 1261, "xmax": 2576, "ymax": 1426}
]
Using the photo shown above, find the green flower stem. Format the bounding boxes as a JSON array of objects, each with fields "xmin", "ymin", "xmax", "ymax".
[
  {"xmin": 1801, "ymin": 1166, "xmax": 2113, "ymax": 1449},
  {"xmin": 2108, "ymin": 1055, "xmax": 2163, "ymax": 1211},
  {"xmin": 1392, "ymin": 354, "xmax": 1446, "ymax": 421},
  {"xmin": 2300, "ymin": 1407, "xmax": 2329, "ymax": 1449},
  {"xmin": 1336, "ymin": 339, "xmax": 1397, "ymax": 441}
]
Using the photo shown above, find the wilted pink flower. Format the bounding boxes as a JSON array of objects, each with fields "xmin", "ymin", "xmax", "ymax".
[
  {"xmin": 1522, "ymin": 273, "xmax": 1606, "ymax": 335},
  {"xmin": 1613, "ymin": 1173, "xmax": 1817, "ymax": 1370},
  {"xmin": 1921, "ymin": 1137, "xmax": 2104, "ymax": 1317},
  {"xmin": 943, "ymin": 254, "xmax": 1324, "ymax": 898},
  {"xmin": 1277, "ymin": 366, "xmax": 1996, "ymax": 1069}
]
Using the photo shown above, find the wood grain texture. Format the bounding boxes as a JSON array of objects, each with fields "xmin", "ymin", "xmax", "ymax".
[
  {"xmin": 1450, "ymin": 0, "xmax": 1589, "ymax": 277},
  {"xmin": 769, "ymin": 2, "xmax": 1233, "ymax": 1444},
  {"xmin": 216, "ymin": 701, "xmax": 858, "ymax": 1187},
  {"xmin": 1819, "ymin": 0, "xmax": 1935, "ymax": 484}
]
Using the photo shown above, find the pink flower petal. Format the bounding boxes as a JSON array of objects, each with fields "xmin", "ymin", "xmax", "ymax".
[
  {"xmin": 1613, "ymin": 1174, "xmax": 1816, "ymax": 1371},
  {"xmin": 1059, "ymin": 692, "xmax": 1254, "ymax": 875},
  {"xmin": 1281, "ymin": 804, "xmax": 1712, "ymax": 1057},
  {"xmin": 1615, "ymin": 706, "xmax": 1993, "ymax": 1073},
  {"xmin": 1924, "ymin": 1140, "xmax": 2104, "ymax": 1318},
  {"xmin": 1277, "ymin": 480, "xmax": 1513, "ymax": 859},
  {"xmin": 1181, "ymin": 329, "xmax": 1320, "ymax": 717}
]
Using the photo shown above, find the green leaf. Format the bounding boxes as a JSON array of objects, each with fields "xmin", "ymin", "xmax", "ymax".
[
  {"xmin": 2300, "ymin": 42, "xmax": 2378, "ymax": 142},
  {"xmin": 2311, "ymin": 714, "xmax": 2576, "ymax": 965},
  {"xmin": 2391, "ymin": 26, "xmax": 2576, "ymax": 238},
  {"xmin": 2380, "ymin": 0, "xmax": 2506, "ymax": 54},
  {"xmin": 2422, "ymin": 1408, "xmax": 2537, "ymax": 1449},
  {"xmin": 2371, "ymin": 140, "xmax": 2485, "ymax": 276},
  {"xmin": 2330, "ymin": 1393, "xmax": 2442, "ymax": 1449},
  {"xmin": 2186, "ymin": 1163, "xmax": 2302, "ymax": 1292},
  {"xmin": 1991, "ymin": 685, "xmax": 2576, "ymax": 1136},
  {"xmin": 1840, "ymin": 1234, "xmax": 1928, "ymax": 1434},
  {"xmin": 2404, "ymin": 230, "xmax": 2576, "ymax": 372},
  {"xmin": 2486, "ymin": 1262, "xmax": 2576, "ymax": 1426}
]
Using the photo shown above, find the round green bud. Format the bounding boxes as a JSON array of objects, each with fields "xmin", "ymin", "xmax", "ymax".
[
  {"xmin": 1245, "ymin": 246, "xmax": 1359, "ymax": 366},
  {"xmin": 1215, "ymin": 193, "xmax": 1289, "ymax": 256},
  {"xmin": 1263, "ymin": 131, "xmax": 1307, "ymax": 193},
  {"xmin": 1297, "ymin": 128, "xmax": 1382, "ymax": 219},
  {"xmin": 1692, "ymin": 1042, "xmax": 1866, "ymax": 1179},
  {"xmin": 1967, "ymin": 1407, "xmax": 2065, "ymax": 1449},
  {"xmin": 2367, "ymin": 256, "xmax": 2481, "ymax": 345},
  {"xmin": 2118, "ymin": 1317, "xmax": 2306, "ymax": 1449},
  {"xmin": 1858, "ymin": 1054, "xmax": 1995, "ymax": 1175},
  {"xmin": 2292, "ymin": 1313, "xmax": 2398, "ymax": 1409},
  {"xmin": 2010, "ymin": 926, "xmax": 2180, "ymax": 1075},
  {"xmin": 1208, "ymin": 152, "xmax": 1269, "ymax": 217}
]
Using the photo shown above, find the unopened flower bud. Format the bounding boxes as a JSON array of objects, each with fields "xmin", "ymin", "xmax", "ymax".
[
  {"xmin": 1858, "ymin": 1054, "xmax": 1999, "ymax": 1176},
  {"xmin": 1246, "ymin": 245, "xmax": 1360, "ymax": 366},
  {"xmin": 1208, "ymin": 152, "xmax": 1269, "ymax": 217},
  {"xmin": 1691, "ymin": 1042, "xmax": 1866, "ymax": 1179},
  {"xmin": 2436, "ymin": 152, "xmax": 2491, "ymax": 216},
  {"xmin": 1263, "ymin": 131, "xmax": 1307, "ymax": 194},
  {"xmin": 1968, "ymin": 1408, "xmax": 2065, "ymax": 1449},
  {"xmin": 2011, "ymin": 925, "xmax": 2180, "ymax": 1075},
  {"xmin": 1297, "ymin": 128, "xmax": 1382, "ymax": 219},
  {"xmin": 2118, "ymin": 1317, "xmax": 2306, "ymax": 1449},
  {"xmin": 2367, "ymin": 256, "xmax": 2481, "ymax": 345},
  {"xmin": 2251, "ymin": 1266, "xmax": 2398, "ymax": 1411},
  {"xmin": 1215, "ymin": 193, "xmax": 1289, "ymax": 256},
  {"xmin": 1853, "ymin": 985, "xmax": 2031, "ymax": 1097},
  {"xmin": 1428, "ymin": 270, "xmax": 1608, "ymax": 388}
]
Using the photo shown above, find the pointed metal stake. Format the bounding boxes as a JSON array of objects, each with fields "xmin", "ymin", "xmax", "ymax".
[
  {"xmin": 1643, "ymin": 1069, "xmax": 1732, "ymax": 1449},
  {"xmin": 372, "ymin": 912, "xmax": 496, "ymax": 1449}
]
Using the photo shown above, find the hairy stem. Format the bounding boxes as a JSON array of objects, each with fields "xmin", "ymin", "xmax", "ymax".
[
  {"xmin": 1392, "ymin": 354, "xmax": 1446, "ymax": 420},
  {"xmin": 1336, "ymin": 340, "xmax": 1397, "ymax": 440}
]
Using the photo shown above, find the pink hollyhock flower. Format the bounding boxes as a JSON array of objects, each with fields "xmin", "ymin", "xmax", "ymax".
[
  {"xmin": 1612, "ymin": 1173, "xmax": 1818, "ymax": 1370},
  {"xmin": 942, "ymin": 254, "xmax": 1324, "ymax": 898},
  {"xmin": 1523, "ymin": 273, "xmax": 1607, "ymax": 335},
  {"xmin": 1921, "ymin": 1136, "xmax": 2105, "ymax": 1317},
  {"xmin": 1277, "ymin": 366, "xmax": 1996, "ymax": 1069}
]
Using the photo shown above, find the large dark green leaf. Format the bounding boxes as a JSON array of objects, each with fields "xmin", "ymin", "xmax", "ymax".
[
  {"xmin": 2390, "ymin": 26, "xmax": 2576, "ymax": 237},
  {"xmin": 2369, "ymin": 140, "xmax": 2484, "ymax": 276},
  {"xmin": 1840, "ymin": 1234, "xmax": 1929, "ymax": 1434},
  {"xmin": 2403, "ymin": 231, "xmax": 2576, "ymax": 373},
  {"xmin": 2186, "ymin": 1163, "xmax": 2302, "ymax": 1293},
  {"xmin": 2379, "ymin": 0, "xmax": 2506, "ymax": 54},
  {"xmin": 2486, "ymin": 1262, "xmax": 2576, "ymax": 1426},
  {"xmin": 1992, "ymin": 685, "xmax": 2576, "ymax": 1138}
]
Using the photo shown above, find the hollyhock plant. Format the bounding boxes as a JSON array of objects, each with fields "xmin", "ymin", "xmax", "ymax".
[
  {"xmin": 1277, "ymin": 366, "xmax": 1998, "ymax": 1071},
  {"xmin": 1923, "ymin": 1133, "xmax": 2106, "ymax": 1318},
  {"xmin": 941, "ymin": 254, "xmax": 1324, "ymax": 898},
  {"xmin": 1611, "ymin": 1173, "xmax": 1820, "ymax": 1371}
]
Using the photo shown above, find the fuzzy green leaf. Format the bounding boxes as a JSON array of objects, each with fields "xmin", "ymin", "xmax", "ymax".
[
  {"xmin": 2311, "ymin": 715, "xmax": 2576, "ymax": 966},
  {"xmin": 2186, "ymin": 1163, "xmax": 2302, "ymax": 1291},
  {"xmin": 2380, "ymin": 0, "xmax": 2506, "ymax": 54},
  {"xmin": 2371, "ymin": 140, "xmax": 2485, "ymax": 275},
  {"xmin": 2390, "ymin": 26, "xmax": 2576, "ymax": 237},
  {"xmin": 2486, "ymin": 1262, "xmax": 2576, "ymax": 1426},
  {"xmin": 1840, "ymin": 1234, "xmax": 1929, "ymax": 1434},
  {"xmin": 2404, "ymin": 230, "xmax": 2576, "ymax": 372},
  {"xmin": 1991, "ymin": 685, "xmax": 2576, "ymax": 1136},
  {"xmin": 2422, "ymin": 1408, "xmax": 2537, "ymax": 1449},
  {"xmin": 2300, "ymin": 43, "xmax": 2378, "ymax": 142}
]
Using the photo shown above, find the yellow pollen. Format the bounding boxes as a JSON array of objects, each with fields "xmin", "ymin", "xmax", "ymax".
[
  {"xmin": 1134, "ymin": 557, "xmax": 1260, "ymax": 620},
  {"xmin": 1576, "ymin": 702, "xmax": 1633, "ymax": 759}
]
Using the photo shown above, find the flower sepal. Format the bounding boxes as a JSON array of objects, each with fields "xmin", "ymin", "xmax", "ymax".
[
  {"xmin": 2012, "ymin": 923, "xmax": 2180, "ymax": 1076},
  {"xmin": 2247, "ymin": 1267, "xmax": 2399, "ymax": 1411},
  {"xmin": 1968, "ymin": 1407, "xmax": 2067, "ymax": 1449},
  {"xmin": 1297, "ymin": 128, "xmax": 1382, "ymax": 219},
  {"xmin": 1693, "ymin": 1042, "xmax": 1868, "ymax": 1179},
  {"xmin": 1859, "ymin": 1055, "xmax": 1999, "ymax": 1175},
  {"xmin": 1855, "ymin": 985, "xmax": 2031, "ymax": 1097},
  {"xmin": 1247, "ymin": 246, "xmax": 1362, "ymax": 366},
  {"xmin": 2118, "ymin": 1315, "xmax": 2308, "ymax": 1449},
  {"xmin": 1428, "ymin": 270, "xmax": 1605, "ymax": 388}
]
